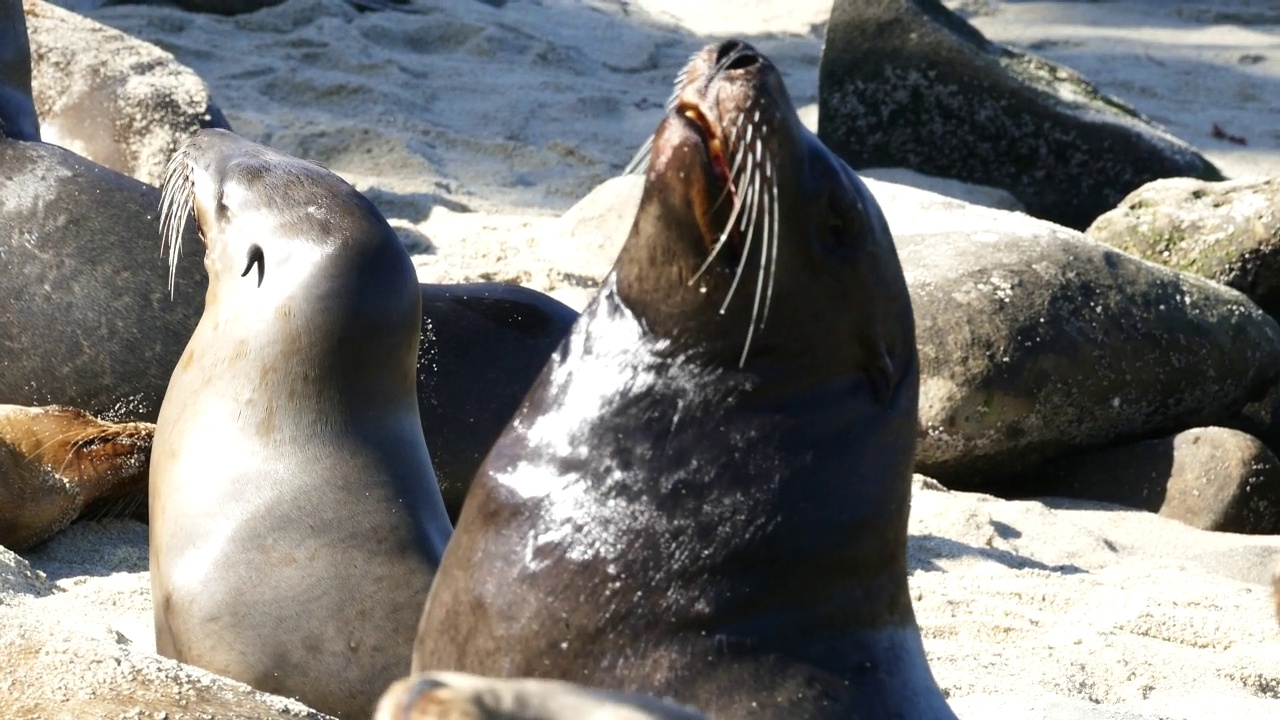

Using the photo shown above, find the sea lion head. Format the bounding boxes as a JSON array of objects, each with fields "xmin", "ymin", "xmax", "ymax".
[
  {"xmin": 617, "ymin": 40, "xmax": 914, "ymax": 402},
  {"xmin": 159, "ymin": 128, "xmax": 420, "ymax": 393}
]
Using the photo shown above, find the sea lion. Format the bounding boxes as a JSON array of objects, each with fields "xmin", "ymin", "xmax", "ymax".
[
  {"xmin": 0, "ymin": 405, "xmax": 151, "ymax": 551},
  {"xmin": 414, "ymin": 282, "xmax": 575, "ymax": 519},
  {"xmin": 412, "ymin": 40, "xmax": 956, "ymax": 720},
  {"xmin": 375, "ymin": 673, "xmax": 708, "ymax": 720},
  {"xmin": 0, "ymin": 0, "xmax": 37, "ymax": 140},
  {"xmin": 150, "ymin": 129, "xmax": 452, "ymax": 719}
]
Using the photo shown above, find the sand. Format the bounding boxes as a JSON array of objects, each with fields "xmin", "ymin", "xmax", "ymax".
[{"xmin": 4, "ymin": 0, "xmax": 1280, "ymax": 717}]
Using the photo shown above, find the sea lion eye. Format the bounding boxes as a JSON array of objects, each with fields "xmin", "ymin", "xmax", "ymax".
[{"xmin": 241, "ymin": 244, "xmax": 265, "ymax": 287}]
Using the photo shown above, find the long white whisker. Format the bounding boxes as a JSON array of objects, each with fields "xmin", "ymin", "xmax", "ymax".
[
  {"xmin": 158, "ymin": 148, "xmax": 193, "ymax": 300},
  {"xmin": 761, "ymin": 145, "xmax": 780, "ymax": 328},
  {"xmin": 691, "ymin": 151, "xmax": 754, "ymax": 283},
  {"xmin": 709, "ymin": 118, "xmax": 749, "ymax": 214},
  {"xmin": 720, "ymin": 166, "xmax": 762, "ymax": 315},
  {"xmin": 740, "ymin": 160, "xmax": 771, "ymax": 367},
  {"xmin": 622, "ymin": 135, "xmax": 654, "ymax": 176}
]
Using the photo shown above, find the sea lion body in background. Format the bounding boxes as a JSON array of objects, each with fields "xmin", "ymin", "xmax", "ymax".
[
  {"xmin": 415, "ymin": 282, "xmax": 575, "ymax": 518},
  {"xmin": 149, "ymin": 129, "xmax": 451, "ymax": 719},
  {"xmin": 0, "ymin": 0, "xmax": 38, "ymax": 140},
  {"xmin": 0, "ymin": 405, "xmax": 151, "ymax": 550},
  {"xmin": 413, "ymin": 41, "xmax": 956, "ymax": 719},
  {"xmin": 0, "ymin": 138, "xmax": 209, "ymax": 419}
]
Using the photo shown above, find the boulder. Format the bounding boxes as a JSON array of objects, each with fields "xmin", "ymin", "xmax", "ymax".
[
  {"xmin": 0, "ymin": 538, "xmax": 333, "ymax": 719},
  {"xmin": 818, "ymin": 0, "xmax": 1223, "ymax": 231},
  {"xmin": 896, "ymin": 198, "xmax": 1280, "ymax": 488},
  {"xmin": 1016, "ymin": 426, "xmax": 1280, "ymax": 534},
  {"xmin": 1086, "ymin": 176, "xmax": 1280, "ymax": 320},
  {"xmin": 24, "ymin": 0, "xmax": 231, "ymax": 187}
]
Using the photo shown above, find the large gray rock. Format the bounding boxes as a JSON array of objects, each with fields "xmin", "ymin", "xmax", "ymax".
[
  {"xmin": 1086, "ymin": 176, "xmax": 1280, "ymax": 320},
  {"xmin": 897, "ymin": 199, "xmax": 1280, "ymax": 488},
  {"xmin": 818, "ymin": 0, "xmax": 1223, "ymax": 231},
  {"xmin": 0, "ymin": 538, "xmax": 333, "ymax": 719},
  {"xmin": 25, "ymin": 0, "xmax": 230, "ymax": 187},
  {"xmin": 1018, "ymin": 426, "xmax": 1280, "ymax": 534}
]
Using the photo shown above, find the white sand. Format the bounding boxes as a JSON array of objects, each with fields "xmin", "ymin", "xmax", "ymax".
[{"xmin": 5, "ymin": 0, "xmax": 1280, "ymax": 717}]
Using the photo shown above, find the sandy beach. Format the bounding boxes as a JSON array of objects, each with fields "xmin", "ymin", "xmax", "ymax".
[{"xmin": 4, "ymin": 0, "xmax": 1280, "ymax": 717}]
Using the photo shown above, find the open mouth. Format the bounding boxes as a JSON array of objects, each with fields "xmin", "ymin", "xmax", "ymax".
[
  {"xmin": 674, "ymin": 100, "xmax": 744, "ymax": 261},
  {"xmin": 677, "ymin": 101, "xmax": 732, "ymax": 197}
]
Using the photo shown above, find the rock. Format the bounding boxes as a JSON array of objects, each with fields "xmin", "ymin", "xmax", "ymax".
[
  {"xmin": 1017, "ymin": 427, "xmax": 1280, "ymax": 534},
  {"xmin": 1, "ymin": 529, "xmax": 332, "ymax": 718},
  {"xmin": 817, "ymin": 0, "xmax": 1223, "ymax": 231},
  {"xmin": 24, "ymin": 0, "xmax": 231, "ymax": 187},
  {"xmin": 895, "ymin": 199, "xmax": 1280, "ymax": 488},
  {"xmin": 168, "ymin": 0, "xmax": 291, "ymax": 14},
  {"xmin": 859, "ymin": 167, "xmax": 1025, "ymax": 213},
  {"xmin": 1085, "ymin": 176, "xmax": 1280, "ymax": 320},
  {"xmin": 0, "ymin": 610, "xmax": 334, "ymax": 719},
  {"xmin": 1273, "ymin": 556, "xmax": 1280, "ymax": 626},
  {"xmin": 375, "ymin": 673, "xmax": 708, "ymax": 720},
  {"xmin": 0, "ymin": 544, "xmax": 53, "ymax": 600}
]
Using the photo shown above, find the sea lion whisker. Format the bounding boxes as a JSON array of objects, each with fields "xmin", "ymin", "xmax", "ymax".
[
  {"xmin": 691, "ymin": 152, "xmax": 755, "ymax": 284},
  {"xmin": 30, "ymin": 425, "xmax": 91, "ymax": 461},
  {"xmin": 708, "ymin": 126, "xmax": 748, "ymax": 215},
  {"xmin": 626, "ymin": 65, "xmax": 692, "ymax": 175},
  {"xmin": 622, "ymin": 134, "xmax": 654, "ymax": 176},
  {"xmin": 739, "ymin": 155, "xmax": 773, "ymax": 367},
  {"xmin": 761, "ymin": 150, "xmax": 780, "ymax": 328},
  {"xmin": 159, "ymin": 145, "xmax": 194, "ymax": 298},
  {"xmin": 719, "ymin": 167, "xmax": 762, "ymax": 318}
]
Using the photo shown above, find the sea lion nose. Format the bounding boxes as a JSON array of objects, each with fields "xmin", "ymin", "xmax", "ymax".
[{"xmin": 714, "ymin": 40, "xmax": 762, "ymax": 71}]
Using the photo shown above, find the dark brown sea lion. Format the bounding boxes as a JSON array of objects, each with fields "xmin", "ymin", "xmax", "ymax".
[
  {"xmin": 412, "ymin": 40, "xmax": 956, "ymax": 720},
  {"xmin": 0, "ymin": 0, "xmax": 38, "ymax": 140},
  {"xmin": 150, "ymin": 129, "xmax": 451, "ymax": 719},
  {"xmin": 0, "ymin": 405, "xmax": 150, "ymax": 551}
]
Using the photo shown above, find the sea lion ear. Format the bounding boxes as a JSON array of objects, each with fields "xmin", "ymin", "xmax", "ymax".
[{"xmin": 240, "ymin": 244, "xmax": 265, "ymax": 288}]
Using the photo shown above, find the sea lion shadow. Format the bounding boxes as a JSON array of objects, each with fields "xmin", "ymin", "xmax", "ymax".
[
  {"xmin": 390, "ymin": 223, "xmax": 435, "ymax": 255},
  {"xmin": 908, "ymin": 532, "xmax": 1089, "ymax": 577},
  {"xmin": 361, "ymin": 186, "xmax": 475, "ymax": 255},
  {"xmin": 23, "ymin": 519, "xmax": 149, "ymax": 582}
]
